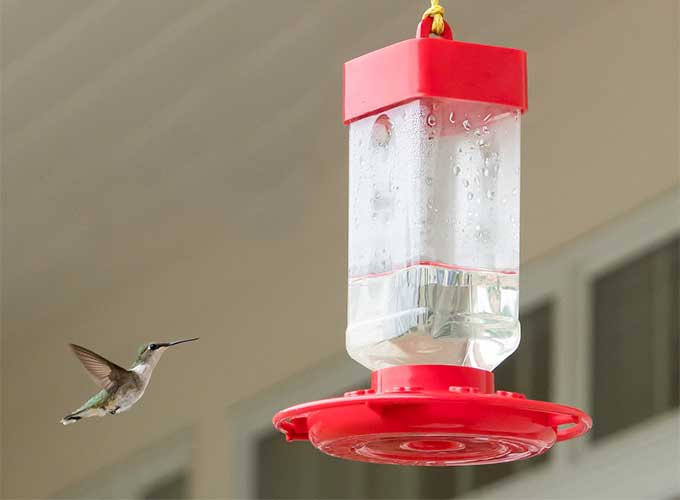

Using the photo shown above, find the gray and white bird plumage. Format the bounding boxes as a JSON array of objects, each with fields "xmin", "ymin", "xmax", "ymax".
[{"xmin": 61, "ymin": 338, "xmax": 198, "ymax": 425}]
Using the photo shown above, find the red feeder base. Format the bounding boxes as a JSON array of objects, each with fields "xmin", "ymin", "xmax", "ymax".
[{"xmin": 273, "ymin": 365, "xmax": 591, "ymax": 466}]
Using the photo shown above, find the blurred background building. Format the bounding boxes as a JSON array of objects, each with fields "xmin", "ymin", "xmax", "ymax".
[{"xmin": 1, "ymin": 0, "xmax": 678, "ymax": 498}]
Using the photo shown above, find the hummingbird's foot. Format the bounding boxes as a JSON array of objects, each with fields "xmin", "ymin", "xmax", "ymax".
[{"xmin": 109, "ymin": 406, "xmax": 121, "ymax": 415}]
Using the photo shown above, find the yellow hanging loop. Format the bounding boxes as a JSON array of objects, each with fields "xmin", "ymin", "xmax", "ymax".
[{"xmin": 422, "ymin": 0, "xmax": 446, "ymax": 36}]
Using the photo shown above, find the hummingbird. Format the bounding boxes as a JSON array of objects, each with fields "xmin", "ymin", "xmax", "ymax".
[{"xmin": 61, "ymin": 338, "xmax": 199, "ymax": 425}]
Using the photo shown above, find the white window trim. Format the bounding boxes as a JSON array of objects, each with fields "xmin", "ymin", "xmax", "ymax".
[{"xmin": 230, "ymin": 187, "xmax": 680, "ymax": 499}]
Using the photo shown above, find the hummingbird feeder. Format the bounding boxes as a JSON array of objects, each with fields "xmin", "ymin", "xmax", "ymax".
[{"xmin": 273, "ymin": 3, "xmax": 591, "ymax": 466}]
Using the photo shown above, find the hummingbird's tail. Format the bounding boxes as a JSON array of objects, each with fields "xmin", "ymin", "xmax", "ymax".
[
  {"xmin": 61, "ymin": 407, "xmax": 91, "ymax": 425},
  {"xmin": 61, "ymin": 403, "xmax": 108, "ymax": 425},
  {"xmin": 61, "ymin": 413, "xmax": 82, "ymax": 425}
]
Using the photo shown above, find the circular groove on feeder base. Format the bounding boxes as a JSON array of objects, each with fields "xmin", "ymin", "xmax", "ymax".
[
  {"xmin": 322, "ymin": 434, "xmax": 542, "ymax": 466},
  {"xmin": 401, "ymin": 439, "xmax": 465, "ymax": 452}
]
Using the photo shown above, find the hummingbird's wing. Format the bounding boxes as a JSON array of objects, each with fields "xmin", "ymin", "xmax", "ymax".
[{"xmin": 69, "ymin": 344, "xmax": 129, "ymax": 391}]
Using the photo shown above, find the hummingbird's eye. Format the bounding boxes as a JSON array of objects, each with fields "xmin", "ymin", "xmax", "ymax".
[{"xmin": 149, "ymin": 344, "xmax": 158, "ymax": 351}]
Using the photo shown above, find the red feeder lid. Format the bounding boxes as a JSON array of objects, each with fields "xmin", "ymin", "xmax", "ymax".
[
  {"xmin": 343, "ymin": 17, "xmax": 528, "ymax": 124},
  {"xmin": 273, "ymin": 365, "xmax": 591, "ymax": 466}
]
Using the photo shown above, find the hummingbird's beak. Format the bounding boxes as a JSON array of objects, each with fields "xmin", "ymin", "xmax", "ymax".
[{"xmin": 164, "ymin": 337, "xmax": 199, "ymax": 347}]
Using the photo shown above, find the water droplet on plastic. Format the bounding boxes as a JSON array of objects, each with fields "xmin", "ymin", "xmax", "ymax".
[
  {"xmin": 474, "ymin": 176, "xmax": 480, "ymax": 186},
  {"xmin": 512, "ymin": 188, "xmax": 518, "ymax": 195},
  {"xmin": 375, "ymin": 192, "xmax": 381, "ymax": 199},
  {"xmin": 483, "ymin": 113, "xmax": 492, "ymax": 122},
  {"xmin": 372, "ymin": 213, "xmax": 377, "ymax": 220},
  {"xmin": 458, "ymin": 147, "xmax": 463, "ymax": 153},
  {"xmin": 427, "ymin": 114, "xmax": 437, "ymax": 127},
  {"xmin": 486, "ymin": 190, "xmax": 495, "ymax": 200},
  {"xmin": 482, "ymin": 126, "xmax": 489, "ymax": 134},
  {"xmin": 467, "ymin": 192, "xmax": 474, "ymax": 200},
  {"xmin": 453, "ymin": 166, "xmax": 461, "ymax": 176},
  {"xmin": 482, "ymin": 167, "xmax": 490, "ymax": 176},
  {"xmin": 448, "ymin": 112, "xmax": 456, "ymax": 124},
  {"xmin": 477, "ymin": 138, "xmax": 487, "ymax": 147},
  {"xmin": 463, "ymin": 179, "xmax": 469, "ymax": 188},
  {"xmin": 475, "ymin": 224, "xmax": 481, "ymax": 231},
  {"xmin": 425, "ymin": 177, "xmax": 433, "ymax": 185},
  {"xmin": 474, "ymin": 128, "xmax": 482, "ymax": 137},
  {"xmin": 371, "ymin": 114, "xmax": 393, "ymax": 147},
  {"xmin": 462, "ymin": 119, "xmax": 471, "ymax": 131}
]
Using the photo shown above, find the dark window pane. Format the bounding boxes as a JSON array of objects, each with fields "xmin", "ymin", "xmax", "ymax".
[
  {"xmin": 470, "ymin": 462, "xmax": 515, "ymax": 490},
  {"xmin": 495, "ymin": 302, "xmax": 553, "ymax": 401},
  {"xmin": 361, "ymin": 464, "xmax": 420, "ymax": 499},
  {"xmin": 416, "ymin": 467, "xmax": 470, "ymax": 499},
  {"xmin": 256, "ymin": 432, "xmax": 323, "ymax": 499},
  {"xmin": 142, "ymin": 471, "xmax": 188, "ymax": 500},
  {"xmin": 592, "ymin": 238, "xmax": 679, "ymax": 440}
]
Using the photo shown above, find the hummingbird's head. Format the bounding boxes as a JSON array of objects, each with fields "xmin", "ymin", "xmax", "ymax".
[{"xmin": 135, "ymin": 338, "xmax": 199, "ymax": 365}]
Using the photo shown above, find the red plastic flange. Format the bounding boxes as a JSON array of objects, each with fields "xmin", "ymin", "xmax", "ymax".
[{"xmin": 273, "ymin": 365, "xmax": 591, "ymax": 466}]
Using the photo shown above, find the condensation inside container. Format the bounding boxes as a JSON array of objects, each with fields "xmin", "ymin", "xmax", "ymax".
[
  {"xmin": 348, "ymin": 98, "xmax": 521, "ymax": 278},
  {"xmin": 346, "ymin": 98, "xmax": 522, "ymax": 370}
]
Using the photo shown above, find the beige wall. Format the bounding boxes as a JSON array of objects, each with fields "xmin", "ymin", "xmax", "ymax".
[{"xmin": 2, "ymin": 1, "xmax": 679, "ymax": 498}]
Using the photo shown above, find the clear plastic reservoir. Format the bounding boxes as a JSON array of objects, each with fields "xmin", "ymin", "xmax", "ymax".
[{"xmin": 346, "ymin": 98, "xmax": 521, "ymax": 371}]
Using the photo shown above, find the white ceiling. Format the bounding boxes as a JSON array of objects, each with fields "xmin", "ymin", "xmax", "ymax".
[
  {"xmin": 1, "ymin": 0, "xmax": 549, "ymax": 334},
  {"xmin": 2, "ymin": 0, "xmax": 674, "ymax": 339}
]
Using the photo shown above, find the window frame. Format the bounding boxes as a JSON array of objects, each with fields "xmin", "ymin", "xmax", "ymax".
[{"xmin": 230, "ymin": 188, "xmax": 680, "ymax": 499}]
